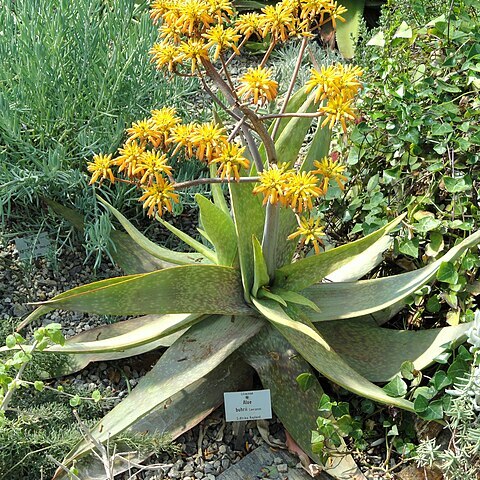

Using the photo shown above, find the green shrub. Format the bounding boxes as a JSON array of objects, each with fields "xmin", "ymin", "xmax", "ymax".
[{"xmin": 0, "ymin": 0, "xmax": 206, "ymax": 263}]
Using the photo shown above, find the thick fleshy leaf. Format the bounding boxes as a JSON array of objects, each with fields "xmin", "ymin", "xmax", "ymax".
[
  {"xmin": 98, "ymin": 197, "xmax": 210, "ymax": 266},
  {"xmin": 156, "ymin": 216, "xmax": 218, "ymax": 263},
  {"xmin": 28, "ymin": 265, "xmax": 252, "ymax": 319},
  {"xmin": 59, "ymin": 315, "xmax": 263, "ymax": 468},
  {"xmin": 196, "ymin": 193, "xmax": 237, "ymax": 266},
  {"xmin": 335, "ymin": 0, "xmax": 365, "ymax": 59},
  {"xmin": 44, "ymin": 315, "xmax": 187, "ymax": 377},
  {"xmin": 326, "ymin": 235, "xmax": 392, "ymax": 282},
  {"xmin": 18, "ymin": 314, "xmax": 201, "ymax": 354},
  {"xmin": 275, "ymin": 215, "xmax": 405, "ymax": 292},
  {"xmin": 253, "ymin": 298, "xmax": 414, "ymax": 410},
  {"xmin": 209, "ymin": 163, "xmax": 230, "ymax": 214},
  {"xmin": 241, "ymin": 325, "xmax": 365, "ymax": 480},
  {"xmin": 317, "ymin": 318, "xmax": 471, "ymax": 382},
  {"xmin": 252, "ymin": 235, "xmax": 269, "ymax": 297},
  {"xmin": 54, "ymin": 354, "xmax": 253, "ymax": 479},
  {"xmin": 45, "ymin": 199, "xmax": 174, "ymax": 274},
  {"xmin": 275, "ymin": 93, "xmax": 317, "ymax": 168},
  {"xmin": 303, "ymin": 230, "xmax": 480, "ymax": 322},
  {"xmin": 300, "ymin": 120, "xmax": 332, "ymax": 173},
  {"xmin": 229, "ymin": 182, "xmax": 266, "ymax": 301}
]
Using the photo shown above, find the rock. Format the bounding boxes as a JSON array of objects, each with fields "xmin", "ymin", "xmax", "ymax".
[
  {"xmin": 397, "ymin": 465, "xmax": 443, "ymax": 480},
  {"xmin": 218, "ymin": 445, "xmax": 227, "ymax": 455},
  {"xmin": 277, "ymin": 463, "xmax": 288, "ymax": 473}
]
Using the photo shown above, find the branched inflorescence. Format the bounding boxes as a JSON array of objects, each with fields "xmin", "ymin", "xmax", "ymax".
[{"xmin": 87, "ymin": 0, "xmax": 362, "ymax": 251}]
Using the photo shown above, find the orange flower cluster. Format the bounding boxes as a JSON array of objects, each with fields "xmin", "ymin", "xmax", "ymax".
[
  {"xmin": 253, "ymin": 156, "xmax": 347, "ymax": 213},
  {"xmin": 306, "ymin": 63, "xmax": 363, "ymax": 133},
  {"xmin": 253, "ymin": 156, "xmax": 348, "ymax": 252},
  {"xmin": 87, "ymin": 108, "xmax": 250, "ymax": 217}
]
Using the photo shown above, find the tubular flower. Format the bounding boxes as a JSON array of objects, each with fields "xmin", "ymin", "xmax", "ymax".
[
  {"xmin": 115, "ymin": 141, "xmax": 145, "ymax": 177},
  {"xmin": 207, "ymin": 0, "xmax": 234, "ymax": 23},
  {"xmin": 288, "ymin": 216, "xmax": 325, "ymax": 254},
  {"xmin": 259, "ymin": 3, "xmax": 297, "ymax": 42},
  {"xmin": 134, "ymin": 150, "xmax": 173, "ymax": 185},
  {"xmin": 169, "ymin": 123, "xmax": 198, "ymax": 157},
  {"xmin": 139, "ymin": 177, "xmax": 179, "ymax": 217},
  {"xmin": 150, "ymin": 0, "xmax": 177, "ymax": 24},
  {"xmin": 312, "ymin": 156, "xmax": 348, "ymax": 191},
  {"xmin": 319, "ymin": 94, "xmax": 356, "ymax": 133},
  {"xmin": 150, "ymin": 42, "xmax": 180, "ymax": 72},
  {"xmin": 150, "ymin": 107, "xmax": 182, "ymax": 149},
  {"xmin": 327, "ymin": 1, "xmax": 348, "ymax": 29},
  {"xmin": 126, "ymin": 118, "xmax": 161, "ymax": 147},
  {"xmin": 87, "ymin": 154, "xmax": 115, "ymax": 185},
  {"xmin": 235, "ymin": 13, "xmax": 263, "ymax": 39},
  {"xmin": 284, "ymin": 171, "xmax": 323, "ymax": 213},
  {"xmin": 202, "ymin": 24, "xmax": 240, "ymax": 61},
  {"xmin": 174, "ymin": 0, "xmax": 213, "ymax": 36},
  {"xmin": 190, "ymin": 122, "xmax": 227, "ymax": 162},
  {"xmin": 305, "ymin": 65, "xmax": 341, "ymax": 104},
  {"xmin": 237, "ymin": 66, "xmax": 278, "ymax": 105},
  {"xmin": 213, "ymin": 143, "xmax": 250, "ymax": 181},
  {"xmin": 177, "ymin": 39, "xmax": 209, "ymax": 74},
  {"xmin": 338, "ymin": 64, "xmax": 363, "ymax": 97},
  {"xmin": 252, "ymin": 163, "xmax": 292, "ymax": 206},
  {"xmin": 300, "ymin": 0, "xmax": 333, "ymax": 23}
]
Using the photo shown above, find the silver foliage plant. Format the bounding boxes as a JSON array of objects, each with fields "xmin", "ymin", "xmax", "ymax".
[{"xmin": 416, "ymin": 310, "xmax": 480, "ymax": 479}]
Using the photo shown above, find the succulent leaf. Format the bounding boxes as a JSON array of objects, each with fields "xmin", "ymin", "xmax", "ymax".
[
  {"xmin": 229, "ymin": 181, "xmax": 266, "ymax": 301},
  {"xmin": 31, "ymin": 265, "xmax": 252, "ymax": 316},
  {"xmin": 98, "ymin": 196, "xmax": 210, "ymax": 265},
  {"xmin": 156, "ymin": 216, "xmax": 218, "ymax": 263},
  {"xmin": 59, "ymin": 315, "xmax": 263, "ymax": 470},
  {"xmin": 196, "ymin": 193, "xmax": 238, "ymax": 266},
  {"xmin": 241, "ymin": 325, "xmax": 365, "ymax": 480},
  {"xmin": 335, "ymin": 0, "xmax": 365, "ymax": 59},
  {"xmin": 209, "ymin": 163, "xmax": 230, "ymax": 214},
  {"xmin": 252, "ymin": 235, "xmax": 270, "ymax": 296},
  {"xmin": 275, "ymin": 215, "xmax": 405, "ymax": 291},
  {"xmin": 252, "ymin": 297, "xmax": 414, "ymax": 410},
  {"xmin": 317, "ymin": 318, "xmax": 471, "ymax": 382},
  {"xmin": 302, "ymin": 229, "xmax": 480, "ymax": 321},
  {"xmin": 300, "ymin": 120, "xmax": 332, "ymax": 173}
]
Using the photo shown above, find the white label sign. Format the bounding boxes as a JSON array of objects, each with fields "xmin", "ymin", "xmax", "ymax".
[
  {"xmin": 224, "ymin": 389, "xmax": 272, "ymax": 422},
  {"xmin": 14, "ymin": 233, "xmax": 51, "ymax": 260}
]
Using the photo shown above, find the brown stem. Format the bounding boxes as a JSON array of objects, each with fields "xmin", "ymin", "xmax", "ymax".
[
  {"xmin": 220, "ymin": 53, "xmax": 236, "ymax": 92},
  {"xmin": 259, "ymin": 39, "xmax": 277, "ymax": 68},
  {"xmin": 173, "ymin": 176, "xmax": 259, "ymax": 190},
  {"xmin": 226, "ymin": 36, "xmax": 250, "ymax": 66}
]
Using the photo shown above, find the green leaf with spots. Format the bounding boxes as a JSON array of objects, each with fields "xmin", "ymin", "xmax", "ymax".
[
  {"xmin": 98, "ymin": 197, "xmax": 210, "ymax": 266},
  {"xmin": 31, "ymin": 265, "xmax": 252, "ymax": 317},
  {"xmin": 274, "ymin": 92, "xmax": 317, "ymax": 168},
  {"xmin": 275, "ymin": 215, "xmax": 405, "ymax": 292},
  {"xmin": 156, "ymin": 216, "xmax": 218, "ymax": 263},
  {"xmin": 196, "ymin": 194, "xmax": 237, "ymax": 266},
  {"xmin": 301, "ymin": 230, "xmax": 480, "ymax": 320},
  {"xmin": 59, "ymin": 315, "xmax": 261, "ymax": 475},
  {"xmin": 229, "ymin": 182, "xmax": 265, "ymax": 301},
  {"xmin": 335, "ymin": 0, "xmax": 365, "ymax": 59},
  {"xmin": 252, "ymin": 298, "xmax": 414, "ymax": 411},
  {"xmin": 252, "ymin": 236, "xmax": 269, "ymax": 297}
]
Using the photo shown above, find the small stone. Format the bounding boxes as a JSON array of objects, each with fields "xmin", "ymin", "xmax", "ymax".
[
  {"xmin": 218, "ymin": 445, "xmax": 227, "ymax": 455},
  {"xmin": 221, "ymin": 459, "xmax": 230, "ymax": 470},
  {"xmin": 277, "ymin": 464, "xmax": 288, "ymax": 473},
  {"xmin": 273, "ymin": 457, "xmax": 283, "ymax": 465},
  {"xmin": 194, "ymin": 472, "xmax": 204, "ymax": 479}
]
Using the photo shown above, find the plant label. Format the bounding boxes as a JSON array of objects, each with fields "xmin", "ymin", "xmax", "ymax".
[
  {"xmin": 14, "ymin": 233, "xmax": 51, "ymax": 260},
  {"xmin": 224, "ymin": 389, "xmax": 272, "ymax": 422}
]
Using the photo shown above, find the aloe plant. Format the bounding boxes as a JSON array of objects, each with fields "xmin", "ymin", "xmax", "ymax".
[{"xmin": 7, "ymin": 1, "xmax": 480, "ymax": 478}]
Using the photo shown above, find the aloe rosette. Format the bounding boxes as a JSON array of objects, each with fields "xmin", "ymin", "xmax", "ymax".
[{"xmin": 8, "ymin": 0, "xmax": 480, "ymax": 478}]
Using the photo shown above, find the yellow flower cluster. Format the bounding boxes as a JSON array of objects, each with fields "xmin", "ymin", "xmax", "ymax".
[
  {"xmin": 253, "ymin": 156, "xmax": 348, "ymax": 252},
  {"xmin": 253, "ymin": 156, "xmax": 347, "ymax": 213},
  {"xmin": 148, "ymin": 0, "xmax": 346, "ymax": 78},
  {"xmin": 87, "ymin": 107, "xmax": 250, "ymax": 217},
  {"xmin": 306, "ymin": 63, "xmax": 363, "ymax": 133}
]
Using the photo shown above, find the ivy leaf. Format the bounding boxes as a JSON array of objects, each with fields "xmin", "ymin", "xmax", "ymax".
[
  {"xmin": 382, "ymin": 375, "xmax": 408, "ymax": 398},
  {"xmin": 430, "ymin": 371, "xmax": 452, "ymax": 391},
  {"xmin": 400, "ymin": 361, "xmax": 415, "ymax": 380},
  {"xmin": 443, "ymin": 175, "xmax": 473, "ymax": 193},
  {"xmin": 296, "ymin": 373, "xmax": 315, "ymax": 392},
  {"xmin": 398, "ymin": 238, "xmax": 419, "ymax": 258},
  {"xmin": 436, "ymin": 262, "xmax": 459, "ymax": 284}
]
